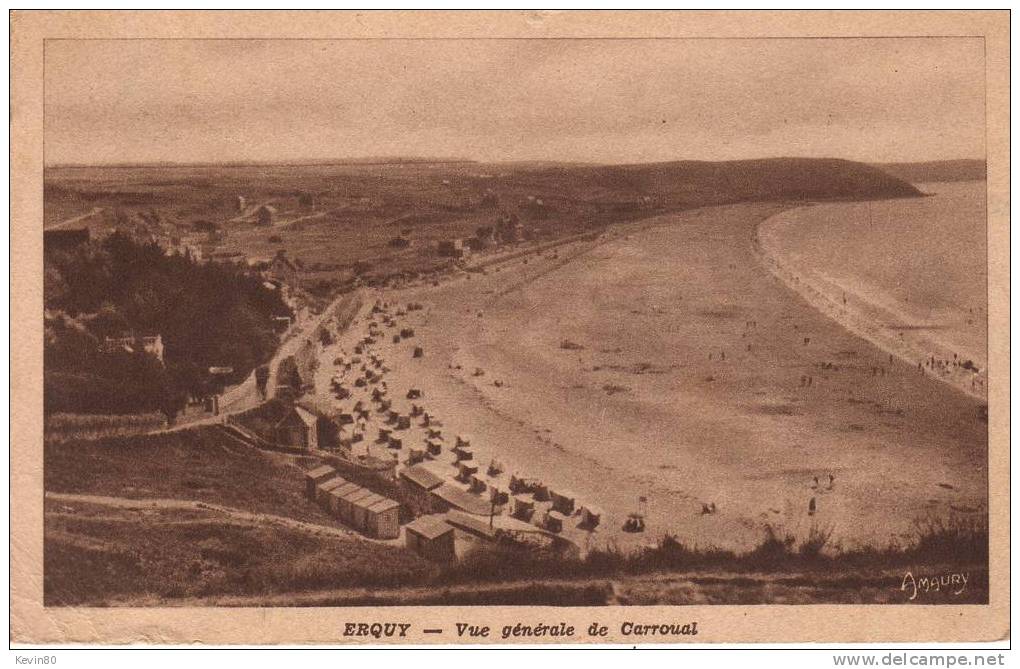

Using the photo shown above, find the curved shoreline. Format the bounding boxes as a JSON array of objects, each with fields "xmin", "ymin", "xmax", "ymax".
[
  {"xmin": 318, "ymin": 201, "xmax": 986, "ymax": 553},
  {"xmin": 752, "ymin": 205, "xmax": 987, "ymax": 403}
]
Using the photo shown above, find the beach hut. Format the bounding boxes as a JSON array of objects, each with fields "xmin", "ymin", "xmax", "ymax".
[
  {"xmin": 413, "ymin": 346, "xmax": 424, "ymax": 358},
  {"xmin": 377, "ymin": 428, "xmax": 392, "ymax": 443},
  {"xmin": 388, "ymin": 436, "xmax": 403, "ymax": 450},
  {"xmin": 351, "ymin": 492, "xmax": 386, "ymax": 532},
  {"xmin": 304, "ymin": 465, "xmax": 336, "ymax": 499},
  {"xmin": 315, "ymin": 476, "xmax": 349, "ymax": 508},
  {"xmin": 532, "ymin": 482, "xmax": 551, "ymax": 502},
  {"xmin": 406, "ymin": 448, "xmax": 426, "ymax": 466},
  {"xmin": 405, "ymin": 515, "xmax": 456, "ymax": 563},
  {"xmin": 455, "ymin": 434, "xmax": 473, "ymax": 450},
  {"xmin": 426, "ymin": 440, "xmax": 443, "ymax": 457},
  {"xmin": 334, "ymin": 484, "xmax": 367, "ymax": 522},
  {"xmin": 550, "ymin": 489, "xmax": 577, "ymax": 516},
  {"xmin": 543, "ymin": 510, "xmax": 567, "ymax": 533},
  {"xmin": 396, "ymin": 415, "xmax": 412, "ymax": 430},
  {"xmin": 512, "ymin": 495, "xmax": 535, "ymax": 521},
  {"xmin": 580, "ymin": 505, "xmax": 603, "ymax": 530},
  {"xmin": 489, "ymin": 486, "xmax": 509, "ymax": 506},
  {"xmin": 328, "ymin": 481, "xmax": 362, "ymax": 516},
  {"xmin": 457, "ymin": 462, "xmax": 479, "ymax": 482},
  {"xmin": 365, "ymin": 498, "xmax": 401, "ymax": 539},
  {"xmin": 453, "ymin": 445, "xmax": 474, "ymax": 462},
  {"xmin": 509, "ymin": 474, "xmax": 541, "ymax": 495},
  {"xmin": 468, "ymin": 474, "xmax": 488, "ymax": 495},
  {"xmin": 406, "ymin": 388, "xmax": 422, "ymax": 400}
]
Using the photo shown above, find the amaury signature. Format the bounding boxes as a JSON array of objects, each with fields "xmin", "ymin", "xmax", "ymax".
[{"xmin": 901, "ymin": 571, "xmax": 968, "ymax": 600}]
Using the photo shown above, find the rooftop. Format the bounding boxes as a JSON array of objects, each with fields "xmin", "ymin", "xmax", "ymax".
[
  {"xmin": 400, "ymin": 464, "xmax": 444, "ymax": 491},
  {"xmin": 446, "ymin": 510, "xmax": 498, "ymax": 539},
  {"xmin": 368, "ymin": 498, "xmax": 401, "ymax": 514},
  {"xmin": 432, "ymin": 483, "xmax": 492, "ymax": 516},
  {"xmin": 306, "ymin": 465, "xmax": 335, "ymax": 479},
  {"xmin": 405, "ymin": 515, "xmax": 454, "ymax": 541},
  {"xmin": 318, "ymin": 476, "xmax": 350, "ymax": 493}
]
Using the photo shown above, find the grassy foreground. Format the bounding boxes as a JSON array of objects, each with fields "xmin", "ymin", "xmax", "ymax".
[{"xmin": 44, "ymin": 428, "xmax": 987, "ymax": 606}]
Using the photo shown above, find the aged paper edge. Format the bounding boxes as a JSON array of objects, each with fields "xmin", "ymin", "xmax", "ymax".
[{"xmin": 9, "ymin": 9, "xmax": 1010, "ymax": 645}]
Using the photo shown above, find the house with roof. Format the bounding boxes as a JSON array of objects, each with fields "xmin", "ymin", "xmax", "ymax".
[
  {"xmin": 267, "ymin": 249, "xmax": 298, "ymax": 286},
  {"xmin": 430, "ymin": 483, "xmax": 493, "ymax": 516},
  {"xmin": 404, "ymin": 515, "xmax": 456, "ymax": 562},
  {"xmin": 400, "ymin": 464, "xmax": 445, "ymax": 512},
  {"xmin": 275, "ymin": 404, "xmax": 327, "ymax": 450}
]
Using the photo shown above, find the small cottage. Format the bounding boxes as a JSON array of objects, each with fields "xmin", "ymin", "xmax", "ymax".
[
  {"xmin": 405, "ymin": 515, "xmax": 456, "ymax": 562},
  {"xmin": 275, "ymin": 404, "xmax": 322, "ymax": 450}
]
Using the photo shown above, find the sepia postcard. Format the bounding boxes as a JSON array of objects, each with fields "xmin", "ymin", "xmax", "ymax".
[{"xmin": 9, "ymin": 10, "xmax": 1010, "ymax": 645}]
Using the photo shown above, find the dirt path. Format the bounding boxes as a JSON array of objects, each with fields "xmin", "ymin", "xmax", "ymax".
[
  {"xmin": 160, "ymin": 290, "xmax": 361, "ymax": 433},
  {"xmin": 45, "ymin": 491, "xmax": 364, "ymax": 540},
  {"xmin": 44, "ymin": 206, "xmax": 103, "ymax": 230}
]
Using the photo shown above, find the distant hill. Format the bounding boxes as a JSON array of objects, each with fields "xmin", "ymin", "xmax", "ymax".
[
  {"xmin": 522, "ymin": 158, "xmax": 922, "ymax": 208},
  {"xmin": 871, "ymin": 159, "xmax": 986, "ymax": 184}
]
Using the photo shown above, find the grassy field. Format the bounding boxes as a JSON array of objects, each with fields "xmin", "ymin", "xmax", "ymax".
[
  {"xmin": 45, "ymin": 500, "xmax": 434, "ymax": 606},
  {"xmin": 44, "ymin": 426, "xmax": 337, "ymax": 526},
  {"xmin": 46, "ymin": 507, "xmax": 983, "ymax": 606}
]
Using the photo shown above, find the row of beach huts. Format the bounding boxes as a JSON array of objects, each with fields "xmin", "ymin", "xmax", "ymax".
[{"xmin": 297, "ymin": 298, "xmax": 604, "ymax": 560}]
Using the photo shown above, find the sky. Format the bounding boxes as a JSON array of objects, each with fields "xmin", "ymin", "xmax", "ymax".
[{"xmin": 43, "ymin": 38, "xmax": 986, "ymax": 166}]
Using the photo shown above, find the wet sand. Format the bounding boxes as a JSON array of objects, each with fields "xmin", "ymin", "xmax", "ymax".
[
  {"xmin": 328, "ymin": 202, "xmax": 987, "ymax": 552},
  {"xmin": 757, "ymin": 182, "xmax": 987, "ymax": 400}
]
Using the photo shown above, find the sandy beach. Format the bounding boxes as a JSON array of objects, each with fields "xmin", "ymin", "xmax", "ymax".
[
  {"xmin": 314, "ymin": 201, "xmax": 987, "ymax": 553},
  {"xmin": 757, "ymin": 181, "xmax": 987, "ymax": 401}
]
